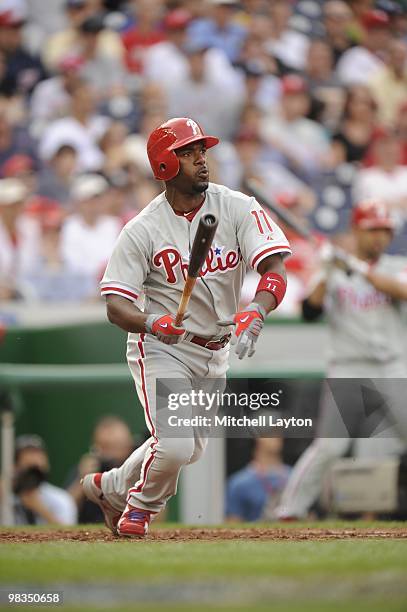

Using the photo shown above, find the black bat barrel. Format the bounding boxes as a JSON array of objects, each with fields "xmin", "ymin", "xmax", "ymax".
[{"xmin": 188, "ymin": 213, "xmax": 218, "ymax": 278}]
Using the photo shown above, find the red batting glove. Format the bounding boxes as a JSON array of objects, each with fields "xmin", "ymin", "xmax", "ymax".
[{"xmin": 145, "ymin": 313, "xmax": 188, "ymax": 345}]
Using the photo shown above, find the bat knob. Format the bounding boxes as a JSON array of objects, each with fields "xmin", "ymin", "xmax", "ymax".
[{"xmin": 202, "ymin": 213, "xmax": 217, "ymax": 227}]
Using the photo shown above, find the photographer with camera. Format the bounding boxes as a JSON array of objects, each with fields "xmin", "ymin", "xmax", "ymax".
[
  {"xmin": 13, "ymin": 435, "xmax": 77, "ymax": 525},
  {"xmin": 66, "ymin": 416, "xmax": 136, "ymax": 524}
]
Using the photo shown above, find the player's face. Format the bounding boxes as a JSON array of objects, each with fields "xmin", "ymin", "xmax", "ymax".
[
  {"xmin": 173, "ymin": 141, "xmax": 209, "ymax": 194},
  {"xmin": 356, "ymin": 228, "xmax": 393, "ymax": 260}
]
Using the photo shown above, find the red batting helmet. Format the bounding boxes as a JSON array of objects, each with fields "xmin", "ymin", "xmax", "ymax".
[
  {"xmin": 351, "ymin": 200, "xmax": 395, "ymax": 230},
  {"xmin": 147, "ymin": 117, "xmax": 219, "ymax": 181}
]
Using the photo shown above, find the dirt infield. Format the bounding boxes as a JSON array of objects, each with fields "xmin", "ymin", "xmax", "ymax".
[{"xmin": 1, "ymin": 526, "xmax": 407, "ymax": 543}]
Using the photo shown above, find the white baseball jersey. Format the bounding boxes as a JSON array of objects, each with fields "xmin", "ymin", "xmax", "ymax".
[
  {"xmin": 101, "ymin": 183, "xmax": 291, "ymax": 338},
  {"xmin": 325, "ymin": 254, "xmax": 407, "ymax": 365}
]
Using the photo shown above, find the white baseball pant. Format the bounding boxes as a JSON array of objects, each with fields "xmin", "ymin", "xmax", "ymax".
[
  {"xmin": 100, "ymin": 333, "xmax": 229, "ymax": 514},
  {"xmin": 275, "ymin": 359, "xmax": 407, "ymax": 519}
]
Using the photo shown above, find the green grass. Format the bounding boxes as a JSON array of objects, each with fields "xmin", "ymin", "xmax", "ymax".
[
  {"xmin": 0, "ymin": 540, "xmax": 406, "ymax": 582},
  {"xmin": 14, "ymin": 605, "xmax": 407, "ymax": 612},
  {"xmin": 0, "ymin": 522, "xmax": 406, "ymax": 610}
]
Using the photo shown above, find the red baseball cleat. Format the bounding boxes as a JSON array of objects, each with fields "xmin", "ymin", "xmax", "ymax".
[
  {"xmin": 117, "ymin": 505, "xmax": 154, "ymax": 538},
  {"xmin": 81, "ymin": 473, "xmax": 122, "ymax": 535}
]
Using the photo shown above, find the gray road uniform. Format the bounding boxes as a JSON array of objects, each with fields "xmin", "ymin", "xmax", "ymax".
[
  {"xmin": 99, "ymin": 183, "xmax": 291, "ymax": 514},
  {"xmin": 276, "ymin": 254, "xmax": 407, "ymax": 519}
]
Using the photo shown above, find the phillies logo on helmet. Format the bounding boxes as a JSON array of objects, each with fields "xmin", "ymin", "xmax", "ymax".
[{"xmin": 153, "ymin": 246, "xmax": 242, "ymax": 283}]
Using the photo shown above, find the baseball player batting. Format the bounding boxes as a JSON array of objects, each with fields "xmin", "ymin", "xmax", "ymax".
[
  {"xmin": 275, "ymin": 200, "xmax": 407, "ymax": 520},
  {"xmin": 82, "ymin": 117, "xmax": 291, "ymax": 537}
]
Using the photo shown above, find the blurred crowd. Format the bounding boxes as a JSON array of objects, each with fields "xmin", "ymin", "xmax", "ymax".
[
  {"xmin": 0, "ymin": 0, "xmax": 406, "ymax": 312},
  {"xmin": 11, "ymin": 416, "xmax": 139, "ymax": 526}
]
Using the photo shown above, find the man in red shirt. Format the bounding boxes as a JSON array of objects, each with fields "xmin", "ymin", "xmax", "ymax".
[{"xmin": 122, "ymin": 0, "xmax": 165, "ymax": 73}]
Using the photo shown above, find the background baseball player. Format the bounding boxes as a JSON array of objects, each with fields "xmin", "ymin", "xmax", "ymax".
[
  {"xmin": 82, "ymin": 117, "xmax": 291, "ymax": 537},
  {"xmin": 276, "ymin": 200, "xmax": 407, "ymax": 520}
]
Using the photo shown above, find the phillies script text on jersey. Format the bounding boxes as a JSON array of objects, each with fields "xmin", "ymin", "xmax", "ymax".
[
  {"xmin": 101, "ymin": 183, "xmax": 291, "ymax": 337},
  {"xmin": 153, "ymin": 246, "xmax": 243, "ymax": 283}
]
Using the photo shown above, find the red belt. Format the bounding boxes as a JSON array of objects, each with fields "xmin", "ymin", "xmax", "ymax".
[{"xmin": 189, "ymin": 333, "xmax": 231, "ymax": 351}]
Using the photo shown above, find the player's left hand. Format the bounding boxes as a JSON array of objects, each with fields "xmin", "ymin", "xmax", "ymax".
[{"xmin": 217, "ymin": 303, "xmax": 266, "ymax": 360}]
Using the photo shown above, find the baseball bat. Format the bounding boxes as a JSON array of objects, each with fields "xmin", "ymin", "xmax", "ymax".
[
  {"xmin": 245, "ymin": 178, "xmax": 316, "ymax": 243},
  {"xmin": 175, "ymin": 213, "xmax": 218, "ymax": 326}
]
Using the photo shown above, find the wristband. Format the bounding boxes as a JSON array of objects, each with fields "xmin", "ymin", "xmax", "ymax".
[
  {"xmin": 255, "ymin": 272, "xmax": 287, "ymax": 307},
  {"xmin": 144, "ymin": 314, "xmax": 156, "ymax": 334}
]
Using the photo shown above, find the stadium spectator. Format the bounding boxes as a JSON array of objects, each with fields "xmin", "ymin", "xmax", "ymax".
[
  {"xmin": 139, "ymin": 81, "xmax": 167, "ymax": 118},
  {"xmin": 66, "ymin": 415, "xmax": 135, "ymax": 524},
  {"xmin": 235, "ymin": 103, "xmax": 264, "ymax": 140},
  {"xmin": 264, "ymin": 0, "xmax": 310, "ymax": 71},
  {"xmin": 143, "ymin": 8, "xmax": 193, "ymax": 86},
  {"xmin": 121, "ymin": 108, "xmax": 165, "ymax": 180},
  {"xmin": 390, "ymin": 1, "xmax": 407, "ymax": 37},
  {"xmin": 304, "ymin": 38, "xmax": 341, "ymax": 92},
  {"xmin": 121, "ymin": 0, "xmax": 165, "ymax": 74},
  {"xmin": 13, "ymin": 434, "xmax": 77, "ymax": 525},
  {"xmin": 36, "ymin": 144, "xmax": 78, "ymax": 207},
  {"xmin": 226, "ymin": 437, "xmax": 291, "ymax": 521},
  {"xmin": 166, "ymin": 38, "xmax": 242, "ymax": 140},
  {"xmin": 72, "ymin": 13, "xmax": 127, "ymax": 97},
  {"xmin": 21, "ymin": 200, "xmax": 97, "ymax": 301},
  {"xmin": 59, "ymin": 173, "xmax": 120, "ymax": 282},
  {"xmin": 236, "ymin": 60, "xmax": 280, "ymax": 115},
  {"xmin": 347, "ymin": 0, "xmax": 376, "ymax": 23},
  {"xmin": 1, "ymin": 153, "xmax": 36, "ymax": 194},
  {"xmin": 0, "ymin": 48, "xmax": 17, "ymax": 97},
  {"xmin": 42, "ymin": 0, "xmax": 124, "ymax": 72},
  {"xmin": 144, "ymin": 7, "xmax": 243, "ymax": 93},
  {"xmin": 0, "ymin": 0, "xmax": 46, "ymax": 97},
  {"xmin": 261, "ymin": 74, "xmax": 330, "ymax": 178},
  {"xmin": 0, "ymin": 0, "xmax": 405, "ymax": 306},
  {"xmin": 336, "ymin": 9, "xmax": 391, "ymax": 85},
  {"xmin": 21, "ymin": 0, "xmax": 67, "ymax": 55},
  {"xmin": 29, "ymin": 55, "xmax": 84, "ymax": 137},
  {"xmin": 353, "ymin": 129, "xmax": 407, "ymax": 224},
  {"xmin": 116, "ymin": 112, "xmax": 164, "ymax": 213},
  {"xmin": 322, "ymin": 0, "xmax": 355, "ymax": 66},
  {"xmin": 0, "ymin": 103, "xmax": 37, "ymax": 169},
  {"xmin": 235, "ymin": 0, "xmax": 273, "ymax": 22},
  {"xmin": 329, "ymin": 84, "xmax": 379, "ymax": 166},
  {"xmin": 102, "ymin": 176, "xmax": 129, "ymax": 221},
  {"xmin": 235, "ymin": 15, "xmax": 279, "ymax": 79},
  {"xmin": 303, "ymin": 37, "xmax": 344, "ymax": 127},
  {"xmin": 187, "ymin": 0, "xmax": 248, "ymax": 63},
  {"xmin": 39, "ymin": 79, "xmax": 110, "ymax": 172},
  {"xmin": 98, "ymin": 119, "xmax": 129, "ymax": 178},
  {"xmin": 394, "ymin": 100, "xmax": 407, "ymax": 165},
  {"xmin": 234, "ymin": 126, "xmax": 316, "ymax": 215},
  {"xmin": 368, "ymin": 38, "xmax": 407, "ymax": 127},
  {"xmin": 0, "ymin": 178, "xmax": 40, "ymax": 300}
]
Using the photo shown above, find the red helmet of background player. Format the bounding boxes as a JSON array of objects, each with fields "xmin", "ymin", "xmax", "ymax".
[
  {"xmin": 351, "ymin": 200, "xmax": 395, "ymax": 231},
  {"xmin": 147, "ymin": 117, "xmax": 219, "ymax": 181}
]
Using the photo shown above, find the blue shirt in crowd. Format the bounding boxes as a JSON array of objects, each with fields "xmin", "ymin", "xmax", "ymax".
[
  {"xmin": 226, "ymin": 463, "xmax": 291, "ymax": 522},
  {"xmin": 187, "ymin": 19, "xmax": 247, "ymax": 63}
]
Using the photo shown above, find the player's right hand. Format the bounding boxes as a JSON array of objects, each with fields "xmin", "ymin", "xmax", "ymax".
[
  {"xmin": 145, "ymin": 313, "xmax": 188, "ymax": 345},
  {"xmin": 332, "ymin": 248, "xmax": 369, "ymax": 276}
]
